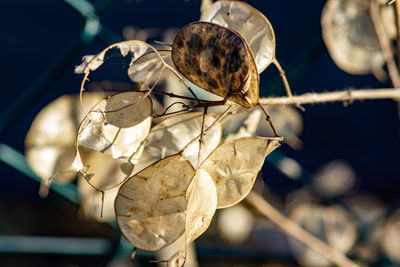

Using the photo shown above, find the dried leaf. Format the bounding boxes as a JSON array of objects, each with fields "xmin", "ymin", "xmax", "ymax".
[
  {"xmin": 117, "ymin": 42, "xmax": 149, "ymax": 58},
  {"xmin": 115, "ymin": 154, "xmax": 195, "ymax": 251},
  {"xmin": 201, "ymin": 0, "xmax": 275, "ymax": 73},
  {"xmin": 75, "ymin": 55, "xmax": 105, "ymax": 74},
  {"xmin": 199, "ymin": 136, "xmax": 281, "ymax": 208}
]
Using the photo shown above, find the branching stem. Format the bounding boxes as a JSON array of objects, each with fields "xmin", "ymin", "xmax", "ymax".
[{"xmin": 259, "ymin": 88, "xmax": 400, "ymax": 106}]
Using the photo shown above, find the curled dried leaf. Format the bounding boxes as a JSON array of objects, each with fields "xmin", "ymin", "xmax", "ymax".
[
  {"xmin": 201, "ymin": 0, "xmax": 275, "ymax": 73},
  {"xmin": 115, "ymin": 154, "xmax": 195, "ymax": 251},
  {"xmin": 74, "ymin": 55, "xmax": 105, "ymax": 74},
  {"xmin": 199, "ymin": 136, "xmax": 282, "ymax": 208}
]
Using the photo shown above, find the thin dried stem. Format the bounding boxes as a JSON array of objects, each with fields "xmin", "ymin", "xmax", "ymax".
[
  {"xmin": 272, "ymin": 59, "xmax": 304, "ymax": 111},
  {"xmin": 246, "ymin": 191, "xmax": 360, "ymax": 267},
  {"xmin": 370, "ymin": 0, "xmax": 400, "ymax": 88},
  {"xmin": 272, "ymin": 58, "xmax": 293, "ymax": 98},
  {"xmin": 181, "ymin": 105, "xmax": 232, "ymax": 152},
  {"xmin": 143, "ymin": 66, "xmax": 166, "ymax": 99},
  {"xmin": 257, "ymin": 102, "xmax": 279, "ymax": 137},
  {"xmin": 259, "ymin": 88, "xmax": 400, "ymax": 106},
  {"xmin": 197, "ymin": 106, "xmax": 208, "ymax": 169}
]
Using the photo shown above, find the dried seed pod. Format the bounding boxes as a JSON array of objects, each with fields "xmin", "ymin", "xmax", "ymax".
[
  {"xmin": 167, "ymin": 168, "xmax": 217, "ymax": 267},
  {"xmin": 75, "ymin": 40, "xmax": 180, "ymax": 112},
  {"xmin": 380, "ymin": 209, "xmax": 400, "ymax": 264},
  {"xmin": 199, "ymin": 136, "xmax": 282, "ymax": 208},
  {"xmin": 321, "ymin": 0, "xmax": 395, "ymax": 74},
  {"xmin": 201, "ymin": 1, "xmax": 295, "ymax": 105},
  {"xmin": 185, "ymin": 168, "xmax": 217, "ymax": 243},
  {"xmin": 75, "ymin": 91, "xmax": 152, "ymax": 188},
  {"xmin": 127, "ymin": 50, "xmax": 173, "ymax": 85},
  {"xmin": 115, "ymin": 154, "xmax": 195, "ymax": 251},
  {"xmin": 134, "ymin": 112, "xmax": 222, "ymax": 172},
  {"xmin": 172, "ymin": 21, "xmax": 258, "ymax": 108},
  {"xmin": 288, "ymin": 203, "xmax": 357, "ymax": 267},
  {"xmin": 24, "ymin": 93, "xmax": 105, "ymax": 196},
  {"xmin": 223, "ymin": 105, "xmax": 303, "ymax": 148},
  {"xmin": 201, "ymin": 0, "xmax": 276, "ymax": 73}
]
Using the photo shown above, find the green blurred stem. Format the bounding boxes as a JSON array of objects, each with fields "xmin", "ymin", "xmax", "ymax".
[
  {"xmin": 0, "ymin": 143, "xmax": 79, "ymax": 204},
  {"xmin": 0, "ymin": 235, "xmax": 111, "ymax": 255}
]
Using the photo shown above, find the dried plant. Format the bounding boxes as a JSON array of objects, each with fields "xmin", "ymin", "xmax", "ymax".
[{"xmin": 23, "ymin": 0, "xmax": 400, "ymax": 266}]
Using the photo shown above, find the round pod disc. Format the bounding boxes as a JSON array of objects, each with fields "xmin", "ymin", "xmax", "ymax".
[
  {"xmin": 321, "ymin": 0, "xmax": 385, "ymax": 74},
  {"xmin": 172, "ymin": 21, "xmax": 251, "ymax": 107}
]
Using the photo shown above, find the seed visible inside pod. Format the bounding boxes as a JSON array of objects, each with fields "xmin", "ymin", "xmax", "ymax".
[{"xmin": 172, "ymin": 21, "xmax": 251, "ymax": 107}]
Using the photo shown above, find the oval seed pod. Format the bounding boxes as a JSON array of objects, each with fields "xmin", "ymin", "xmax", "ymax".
[
  {"xmin": 288, "ymin": 203, "xmax": 357, "ymax": 267},
  {"xmin": 74, "ymin": 91, "xmax": 152, "ymax": 188},
  {"xmin": 201, "ymin": 1, "xmax": 295, "ymax": 102},
  {"xmin": 199, "ymin": 136, "xmax": 282, "ymax": 208},
  {"xmin": 321, "ymin": 0, "xmax": 394, "ymax": 74},
  {"xmin": 172, "ymin": 21, "xmax": 256, "ymax": 108},
  {"xmin": 133, "ymin": 112, "xmax": 222, "ymax": 172},
  {"xmin": 201, "ymin": 0, "xmax": 276, "ymax": 73},
  {"xmin": 24, "ymin": 93, "xmax": 105, "ymax": 196},
  {"xmin": 115, "ymin": 154, "xmax": 195, "ymax": 251}
]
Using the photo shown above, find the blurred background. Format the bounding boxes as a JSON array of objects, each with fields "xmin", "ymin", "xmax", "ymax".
[{"xmin": 1, "ymin": 0, "xmax": 400, "ymax": 266}]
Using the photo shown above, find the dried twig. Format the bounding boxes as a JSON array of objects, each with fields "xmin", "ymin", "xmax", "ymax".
[
  {"xmin": 246, "ymin": 191, "xmax": 360, "ymax": 267},
  {"xmin": 259, "ymin": 88, "xmax": 400, "ymax": 106}
]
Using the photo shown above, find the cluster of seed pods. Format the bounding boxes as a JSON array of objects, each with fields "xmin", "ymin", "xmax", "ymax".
[{"xmin": 26, "ymin": 1, "xmax": 293, "ymax": 266}]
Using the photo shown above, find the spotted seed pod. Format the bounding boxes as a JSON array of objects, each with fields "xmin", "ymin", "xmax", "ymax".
[{"xmin": 172, "ymin": 21, "xmax": 259, "ymax": 108}]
